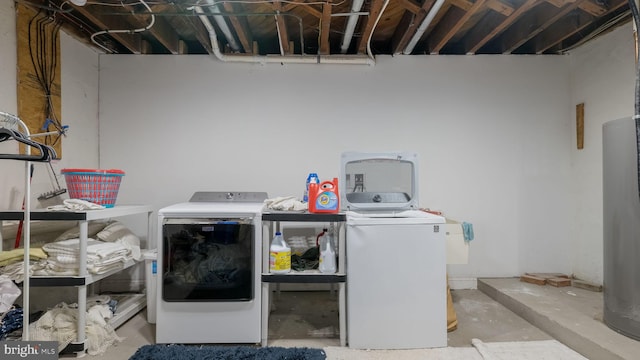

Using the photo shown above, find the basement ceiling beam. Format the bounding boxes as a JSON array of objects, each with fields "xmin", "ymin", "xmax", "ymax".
[
  {"xmin": 319, "ymin": 0, "xmax": 333, "ymax": 54},
  {"xmin": 70, "ymin": 4, "xmax": 142, "ymax": 53},
  {"xmin": 189, "ymin": 14, "xmax": 214, "ymax": 55},
  {"xmin": 498, "ymin": 0, "xmax": 586, "ymax": 53},
  {"xmin": 531, "ymin": 9, "xmax": 594, "ymax": 53},
  {"xmin": 450, "ymin": 0, "xmax": 510, "ymax": 13},
  {"xmin": 463, "ymin": 0, "xmax": 538, "ymax": 54},
  {"xmin": 284, "ymin": 1, "xmax": 323, "ymax": 19},
  {"xmin": 273, "ymin": 1, "xmax": 292, "ymax": 54},
  {"xmin": 544, "ymin": 0, "xmax": 576, "ymax": 7},
  {"xmin": 486, "ymin": 0, "xmax": 514, "ymax": 16},
  {"xmin": 222, "ymin": 2, "xmax": 253, "ymax": 53},
  {"xmin": 427, "ymin": 0, "xmax": 487, "ymax": 54},
  {"xmin": 391, "ymin": 0, "xmax": 436, "ymax": 54},
  {"xmin": 130, "ymin": 4, "xmax": 181, "ymax": 54},
  {"xmin": 357, "ymin": 0, "xmax": 386, "ymax": 53},
  {"xmin": 399, "ymin": 0, "xmax": 423, "ymax": 14},
  {"xmin": 578, "ymin": 0, "xmax": 608, "ymax": 16},
  {"xmin": 449, "ymin": 0, "xmax": 473, "ymax": 11},
  {"xmin": 532, "ymin": 0, "xmax": 628, "ymax": 53}
]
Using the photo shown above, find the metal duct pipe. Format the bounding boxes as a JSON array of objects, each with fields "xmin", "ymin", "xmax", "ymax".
[
  {"xmin": 202, "ymin": 0, "xmax": 241, "ymax": 52},
  {"xmin": 403, "ymin": 0, "xmax": 445, "ymax": 55},
  {"xmin": 194, "ymin": 6, "xmax": 375, "ymax": 65},
  {"xmin": 340, "ymin": 0, "xmax": 365, "ymax": 54}
]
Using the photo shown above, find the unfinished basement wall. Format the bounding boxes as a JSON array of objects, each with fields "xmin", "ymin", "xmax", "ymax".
[
  {"xmin": 7, "ymin": 5, "xmax": 628, "ymax": 283},
  {"xmin": 0, "ymin": 0, "xmax": 100, "ymax": 250},
  {"xmin": 98, "ymin": 54, "xmax": 573, "ymax": 280},
  {"xmin": 569, "ymin": 22, "xmax": 636, "ymax": 285}
]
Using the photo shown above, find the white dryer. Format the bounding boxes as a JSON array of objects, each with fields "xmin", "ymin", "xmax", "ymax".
[{"xmin": 156, "ymin": 192, "xmax": 266, "ymax": 344}]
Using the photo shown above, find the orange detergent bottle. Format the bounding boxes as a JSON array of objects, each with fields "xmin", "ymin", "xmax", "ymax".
[{"xmin": 308, "ymin": 178, "xmax": 340, "ymax": 213}]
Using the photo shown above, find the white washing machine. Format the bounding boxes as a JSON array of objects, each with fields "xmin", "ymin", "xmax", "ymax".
[
  {"xmin": 156, "ymin": 192, "xmax": 266, "ymax": 344},
  {"xmin": 341, "ymin": 152, "xmax": 447, "ymax": 349},
  {"xmin": 346, "ymin": 210, "xmax": 446, "ymax": 349}
]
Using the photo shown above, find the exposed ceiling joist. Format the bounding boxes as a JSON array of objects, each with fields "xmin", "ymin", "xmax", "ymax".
[
  {"xmin": 357, "ymin": 0, "xmax": 387, "ymax": 54},
  {"xmin": 392, "ymin": 0, "xmax": 436, "ymax": 54},
  {"xmin": 273, "ymin": 1, "xmax": 292, "ymax": 54},
  {"xmin": 319, "ymin": 0, "xmax": 333, "ymax": 54},
  {"xmin": 428, "ymin": 0, "xmax": 487, "ymax": 54},
  {"xmin": 463, "ymin": 0, "xmax": 538, "ymax": 54},
  {"xmin": 70, "ymin": 4, "xmax": 143, "ymax": 53},
  {"xmin": 222, "ymin": 2, "xmax": 253, "ymax": 53},
  {"xmin": 30, "ymin": 0, "xmax": 632, "ymax": 58}
]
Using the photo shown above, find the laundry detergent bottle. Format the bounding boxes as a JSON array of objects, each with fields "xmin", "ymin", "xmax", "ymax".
[
  {"xmin": 269, "ymin": 232, "xmax": 291, "ymax": 274},
  {"xmin": 308, "ymin": 177, "xmax": 340, "ymax": 213}
]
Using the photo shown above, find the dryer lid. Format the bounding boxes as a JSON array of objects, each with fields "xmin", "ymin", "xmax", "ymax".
[{"xmin": 340, "ymin": 151, "xmax": 419, "ymax": 211}]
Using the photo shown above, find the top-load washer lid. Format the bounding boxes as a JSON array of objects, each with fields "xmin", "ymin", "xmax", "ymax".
[{"xmin": 340, "ymin": 152, "xmax": 419, "ymax": 211}]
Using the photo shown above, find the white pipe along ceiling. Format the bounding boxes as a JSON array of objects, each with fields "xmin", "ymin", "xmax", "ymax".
[
  {"xmin": 194, "ymin": 5, "xmax": 376, "ymax": 65},
  {"xmin": 403, "ymin": 0, "xmax": 446, "ymax": 55},
  {"xmin": 202, "ymin": 0, "xmax": 242, "ymax": 53},
  {"xmin": 340, "ymin": 0, "xmax": 366, "ymax": 54}
]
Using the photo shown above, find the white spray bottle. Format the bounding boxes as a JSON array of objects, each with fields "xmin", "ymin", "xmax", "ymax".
[{"xmin": 319, "ymin": 230, "xmax": 336, "ymax": 274}]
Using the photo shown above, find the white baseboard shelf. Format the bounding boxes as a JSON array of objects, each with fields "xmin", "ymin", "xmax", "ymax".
[{"xmin": 109, "ymin": 293, "xmax": 147, "ymax": 329}]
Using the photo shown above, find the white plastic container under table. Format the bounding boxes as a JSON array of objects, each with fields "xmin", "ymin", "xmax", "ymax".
[{"xmin": 143, "ymin": 249, "xmax": 157, "ymax": 324}]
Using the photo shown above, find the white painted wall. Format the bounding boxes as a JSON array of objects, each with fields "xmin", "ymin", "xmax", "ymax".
[
  {"xmin": 98, "ymin": 54, "xmax": 573, "ymax": 278},
  {"xmin": 568, "ymin": 23, "xmax": 636, "ymax": 285},
  {"xmin": 59, "ymin": 32, "xmax": 101, "ymax": 170},
  {"xmin": 0, "ymin": 1, "xmax": 22, "ymax": 211}
]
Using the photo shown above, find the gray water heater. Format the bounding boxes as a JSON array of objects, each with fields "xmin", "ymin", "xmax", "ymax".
[{"xmin": 603, "ymin": 117, "xmax": 640, "ymax": 339}]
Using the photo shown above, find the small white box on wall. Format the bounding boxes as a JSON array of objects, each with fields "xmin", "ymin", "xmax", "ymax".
[{"xmin": 446, "ymin": 219, "xmax": 469, "ymax": 264}]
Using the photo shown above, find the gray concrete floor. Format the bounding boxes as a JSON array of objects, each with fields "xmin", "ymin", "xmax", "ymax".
[
  {"xmin": 84, "ymin": 278, "xmax": 640, "ymax": 359},
  {"xmin": 479, "ymin": 277, "xmax": 640, "ymax": 360}
]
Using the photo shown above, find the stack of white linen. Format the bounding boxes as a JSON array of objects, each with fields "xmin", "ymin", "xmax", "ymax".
[
  {"xmin": 39, "ymin": 239, "xmax": 130, "ymax": 275},
  {"xmin": 0, "ymin": 248, "xmax": 49, "ymax": 282}
]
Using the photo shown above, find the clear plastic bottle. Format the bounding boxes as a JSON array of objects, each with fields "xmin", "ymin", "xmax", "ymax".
[
  {"xmin": 319, "ymin": 231, "xmax": 336, "ymax": 274},
  {"xmin": 303, "ymin": 173, "xmax": 319, "ymax": 203},
  {"xmin": 269, "ymin": 232, "xmax": 291, "ymax": 274}
]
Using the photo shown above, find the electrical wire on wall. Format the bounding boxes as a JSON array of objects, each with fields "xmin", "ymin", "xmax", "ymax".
[
  {"xmin": 629, "ymin": 0, "xmax": 640, "ymax": 200},
  {"xmin": 23, "ymin": 3, "xmax": 69, "ymax": 200},
  {"xmin": 27, "ymin": 6, "xmax": 65, "ymax": 150}
]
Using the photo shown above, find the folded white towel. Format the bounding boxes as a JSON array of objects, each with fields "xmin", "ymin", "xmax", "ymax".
[
  {"xmin": 43, "ymin": 239, "xmax": 129, "ymax": 259},
  {"xmin": 43, "ymin": 260, "xmax": 125, "ymax": 275},
  {"xmin": 40, "ymin": 238, "xmax": 132, "ymax": 275},
  {"xmin": 89, "ymin": 262, "xmax": 125, "ymax": 274},
  {"xmin": 46, "ymin": 199, "xmax": 105, "ymax": 211},
  {"xmin": 0, "ymin": 260, "xmax": 47, "ymax": 283}
]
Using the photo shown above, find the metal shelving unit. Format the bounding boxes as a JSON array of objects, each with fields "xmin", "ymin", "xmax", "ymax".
[
  {"xmin": 260, "ymin": 211, "xmax": 347, "ymax": 347},
  {"xmin": 0, "ymin": 205, "xmax": 153, "ymax": 355}
]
